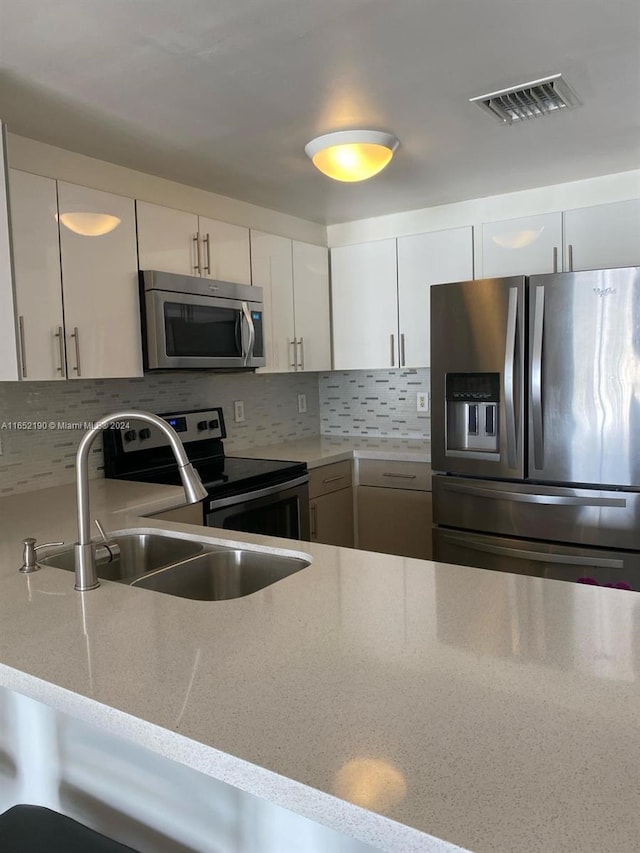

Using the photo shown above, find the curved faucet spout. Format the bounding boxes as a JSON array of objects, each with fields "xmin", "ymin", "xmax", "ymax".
[{"xmin": 74, "ymin": 411, "xmax": 207, "ymax": 592}]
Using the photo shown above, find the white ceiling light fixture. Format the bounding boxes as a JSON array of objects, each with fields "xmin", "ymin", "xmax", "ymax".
[
  {"xmin": 305, "ymin": 130, "xmax": 399, "ymax": 182},
  {"xmin": 56, "ymin": 212, "xmax": 121, "ymax": 236},
  {"xmin": 470, "ymin": 74, "xmax": 580, "ymax": 125}
]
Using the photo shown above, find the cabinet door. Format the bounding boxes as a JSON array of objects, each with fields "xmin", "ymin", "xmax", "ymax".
[
  {"xmin": 397, "ymin": 226, "xmax": 473, "ymax": 368},
  {"xmin": 58, "ymin": 182, "xmax": 143, "ymax": 379},
  {"xmin": 0, "ymin": 124, "xmax": 19, "ymax": 381},
  {"xmin": 136, "ymin": 200, "xmax": 199, "ymax": 275},
  {"xmin": 563, "ymin": 199, "xmax": 640, "ymax": 272},
  {"xmin": 292, "ymin": 241, "xmax": 331, "ymax": 371},
  {"xmin": 9, "ymin": 170, "xmax": 66, "ymax": 380},
  {"xmin": 482, "ymin": 212, "xmax": 562, "ymax": 277},
  {"xmin": 199, "ymin": 216, "xmax": 251, "ymax": 284},
  {"xmin": 358, "ymin": 486, "xmax": 432, "ymax": 559},
  {"xmin": 310, "ymin": 487, "xmax": 354, "ymax": 547},
  {"xmin": 251, "ymin": 231, "xmax": 295, "ymax": 373},
  {"xmin": 331, "ymin": 239, "xmax": 398, "ymax": 370}
]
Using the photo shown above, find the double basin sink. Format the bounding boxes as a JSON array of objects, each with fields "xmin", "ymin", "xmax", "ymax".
[{"xmin": 40, "ymin": 532, "xmax": 311, "ymax": 600}]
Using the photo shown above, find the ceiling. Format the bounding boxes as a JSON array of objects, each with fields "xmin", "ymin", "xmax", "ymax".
[{"xmin": 1, "ymin": 0, "xmax": 639, "ymax": 225}]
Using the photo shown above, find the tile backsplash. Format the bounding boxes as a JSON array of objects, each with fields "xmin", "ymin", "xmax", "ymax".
[
  {"xmin": 319, "ymin": 369, "xmax": 430, "ymax": 438},
  {"xmin": 0, "ymin": 372, "xmax": 319, "ymax": 495}
]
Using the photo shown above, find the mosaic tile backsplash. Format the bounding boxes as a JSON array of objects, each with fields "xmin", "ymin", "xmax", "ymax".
[
  {"xmin": 318, "ymin": 369, "xmax": 431, "ymax": 438},
  {"xmin": 0, "ymin": 372, "xmax": 319, "ymax": 495}
]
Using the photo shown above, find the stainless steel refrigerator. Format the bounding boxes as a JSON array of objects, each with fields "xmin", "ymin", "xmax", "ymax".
[{"xmin": 431, "ymin": 266, "xmax": 640, "ymax": 590}]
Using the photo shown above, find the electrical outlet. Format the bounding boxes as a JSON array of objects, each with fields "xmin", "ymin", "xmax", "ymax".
[
  {"xmin": 417, "ymin": 392, "xmax": 429, "ymax": 413},
  {"xmin": 233, "ymin": 400, "xmax": 245, "ymax": 423},
  {"xmin": 297, "ymin": 393, "xmax": 307, "ymax": 414}
]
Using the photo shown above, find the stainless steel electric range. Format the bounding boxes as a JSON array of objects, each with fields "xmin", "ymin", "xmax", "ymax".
[{"xmin": 103, "ymin": 407, "xmax": 310, "ymax": 541}]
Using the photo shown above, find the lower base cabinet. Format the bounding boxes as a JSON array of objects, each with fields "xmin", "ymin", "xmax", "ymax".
[
  {"xmin": 309, "ymin": 461, "xmax": 354, "ymax": 547},
  {"xmin": 357, "ymin": 460, "xmax": 432, "ymax": 559}
]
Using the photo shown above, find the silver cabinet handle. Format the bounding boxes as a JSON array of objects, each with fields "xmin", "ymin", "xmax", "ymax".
[
  {"xmin": 55, "ymin": 326, "xmax": 66, "ymax": 376},
  {"xmin": 290, "ymin": 339, "xmax": 298, "ymax": 370},
  {"xmin": 297, "ymin": 337, "xmax": 305, "ymax": 370},
  {"xmin": 18, "ymin": 315, "xmax": 27, "ymax": 378},
  {"xmin": 192, "ymin": 234, "xmax": 201, "ymax": 274},
  {"xmin": 400, "ymin": 333, "xmax": 406, "ymax": 367},
  {"xmin": 552, "ymin": 246, "xmax": 558, "ymax": 273},
  {"xmin": 203, "ymin": 233, "xmax": 211, "ymax": 274},
  {"xmin": 71, "ymin": 327, "xmax": 81, "ymax": 376},
  {"xmin": 504, "ymin": 286, "xmax": 518, "ymax": 469},
  {"xmin": 568, "ymin": 243, "xmax": 574, "ymax": 272},
  {"xmin": 438, "ymin": 531, "xmax": 624, "ymax": 570},
  {"xmin": 531, "ymin": 285, "xmax": 545, "ymax": 469},
  {"xmin": 440, "ymin": 480, "xmax": 627, "ymax": 507},
  {"xmin": 310, "ymin": 503, "xmax": 318, "ymax": 539},
  {"xmin": 323, "ymin": 475, "xmax": 345, "ymax": 485},
  {"xmin": 382, "ymin": 472, "xmax": 417, "ymax": 479},
  {"xmin": 390, "ymin": 334, "xmax": 395, "ymax": 367}
]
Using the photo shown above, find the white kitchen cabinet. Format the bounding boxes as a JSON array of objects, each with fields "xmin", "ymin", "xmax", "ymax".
[
  {"xmin": 357, "ymin": 459, "xmax": 432, "ymax": 559},
  {"xmin": 252, "ymin": 231, "xmax": 331, "ymax": 373},
  {"xmin": 397, "ymin": 226, "xmax": 473, "ymax": 368},
  {"xmin": 9, "ymin": 170, "xmax": 66, "ymax": 380},
  {"xmin": 482, "ymin": 212, "xmax": 562, "ymax": 278},
  {"xmin": 136, "ymin": 200, "xmax": 251, "ymax": 284},
  {"xmin": 309, "ymin": 461, "xmax": 354, "ymax": 547},
  {"xmin": 331, "ymin": 239, "xmax": 398, "ymax": 370},
  {"xmin": 563, "ymin": 199, "xmax": 640, "ymax": 272},
  {"xmin": 58, "ymin": 181, "xmax": 143, "ymax": 379}
]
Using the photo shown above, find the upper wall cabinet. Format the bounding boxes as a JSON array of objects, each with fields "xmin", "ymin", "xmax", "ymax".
[
  {"xmin": 136, "ymin": 200, "xmax": 251, "ymax": 285},
  {"xmin": 9, "ymin": 170, "xmax": 143, "ymax": 380},
  {"xmin": 563, "ymin": 199, "xmax": 640, "ymax": 272},
  {"xmin": 251, "ymin": 231, "xmax": 330, "ymax": 373},
  {"xmin": 397, "ymin": 226, "xmax": 473, "ymax": 368},
  {"xmin": 482, "ymin": 212, "xmax": 562, "ymax": 278},
  {"xmin": 482, "ymin": 200, "xmax": 640, "ymax": 277},
  {"xmin": 331, "ymin": 227, "xmax": 474, "ymax": 370}
]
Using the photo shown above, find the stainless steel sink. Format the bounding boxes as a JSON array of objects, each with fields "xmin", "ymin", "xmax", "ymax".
[
  {"xmin": 130, "ymin": 548, "xmax": 310, "ymax": 600},
  {"xmin": 40, "ymin": 533, "xmax": 204, "ymax": 582}
]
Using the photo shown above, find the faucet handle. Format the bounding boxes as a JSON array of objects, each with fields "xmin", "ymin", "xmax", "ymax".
[
  {"xmin": 94, "ymin": 518, "xmax": 119, "ymax": 563},
  {"xmin": 20, "ymin": 537, "xmax": 64, "ymax": 573}
]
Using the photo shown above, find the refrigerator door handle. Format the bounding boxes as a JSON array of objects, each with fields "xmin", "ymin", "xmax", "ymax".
[
  {"xmin": 504, "ymin": 286, "xmax": 519, "ymax": 469},
  {"xmin": 531, "ymin": 284, "xmax": 545, "ymax": 470},
  {"xmin": 438, "ymin": 532, "xmax": 625, "ymax": 569},
  {"xmin": 440, "ymin": 481, "xmax": 627, "ymax": 507}
]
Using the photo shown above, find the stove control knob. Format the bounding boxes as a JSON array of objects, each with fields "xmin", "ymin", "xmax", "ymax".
[
  {"xmin": 139, "ymin": 428, "xmax": 151, "ymax": 440},
  {"xmin": 197, "ymin": 420, "xmax": 208, "ymax": 431},
  {"xmin": 208, "ymin": 419, "xmax": 219, "ymax": 430},
  {"xmin": 123, "ymin": 429, "xmax": 137, "ymax": 443}
]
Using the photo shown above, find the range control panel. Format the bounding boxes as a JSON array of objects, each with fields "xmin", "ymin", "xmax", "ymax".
[{"xmin": 120, "ymin": 407, "xmax": 225, "ymax": 452}]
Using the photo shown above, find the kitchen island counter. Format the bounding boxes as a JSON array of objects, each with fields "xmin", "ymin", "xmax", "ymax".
[{"xmin": 0, "ymin": 479, "xmax": 638, "ymax": 853}]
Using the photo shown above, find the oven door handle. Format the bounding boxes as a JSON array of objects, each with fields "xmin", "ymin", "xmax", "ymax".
[
  {"xmin": 241, "ymin": 302, "xmax": 255, "ymax": 366},
  {"xmin": 207, "ymin": 475, "xmax": 309, "ymax": 512}
]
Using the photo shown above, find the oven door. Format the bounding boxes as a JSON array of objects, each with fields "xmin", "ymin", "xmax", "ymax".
[
  {"xmin": 144, "ymin": 288, "xmax": 265, "ymax": 370},
  {"xmin": 205, "ymin": 477, "xmax": 310, "ymax": 542}
]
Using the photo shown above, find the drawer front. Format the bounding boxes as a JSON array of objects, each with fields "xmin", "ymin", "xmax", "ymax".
[
  {"xmin": 309, "ymin": 460, "xmax": 353, "ymax": 499},
  {"xmin": 358, "ymin": 459, "xmax": 431, "ymax": 491}
]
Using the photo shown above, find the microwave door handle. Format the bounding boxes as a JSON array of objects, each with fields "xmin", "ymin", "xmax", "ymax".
[{"xmin": 241, "ymin": 302, "xmax": 255, "ymax": 366}]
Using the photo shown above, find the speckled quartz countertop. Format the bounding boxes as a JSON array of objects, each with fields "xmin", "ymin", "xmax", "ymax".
[
  {"xmin": 1, "ymin": 478, "xmax": 639, "ymax": 853},
  {"xmin": 229, "ymin": 435, "xmax": 431, "ymax": 467}
]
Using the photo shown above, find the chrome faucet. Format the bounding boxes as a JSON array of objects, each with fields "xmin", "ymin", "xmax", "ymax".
[{"xmin": 74, "ymin": 411, "xmax": 207, "ymax": 592}]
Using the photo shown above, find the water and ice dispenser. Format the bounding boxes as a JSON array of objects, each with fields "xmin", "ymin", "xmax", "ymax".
[{"xmin": 446, "ymin": 373, "xmax": 500, "ymax": 454}]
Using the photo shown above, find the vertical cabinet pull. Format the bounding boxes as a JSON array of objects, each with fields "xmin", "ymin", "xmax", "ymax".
[
  {"xmin": 290, "ymin": 339, "xmax": 298, "ymax": 370},
  {"xmin": 297, "ymin": 337, "xmax": 304, "ymax": 370},
  {"xmin": 568, "ymin": 244, "xmax": 574, "ymax": 272},
  {"xmin": 390, "ymin": 334, "xmax": 395, "ymax": 367},
  {"xmin": 192, "ymin": 234, "xmax": 201, "ymax": 274},
  {"xmin": 203, "ymin": 233, "xmax": 211, "ymax": 274},
  {"xmin": 18, "ymin": 315, "xmax": 27, "ymax": 378},
  {"xmin": 55, "ymin": 326, "xmax": 66, "ymax": 376},
  {"xmin": 400, "ymin": 333, "xmax": 406, "ymax": 367},
  {"xmin": 552, "ymin": 246, "xmax": 558, "ymax": 273},
  {"xmin": 71, "ymin": 327, "xmax": 81, "ymax": 376}
]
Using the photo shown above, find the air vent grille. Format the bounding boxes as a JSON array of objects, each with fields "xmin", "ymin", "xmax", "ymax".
[{"xmin": 470, "ymin": 74, "xmax": 580, "ymax": 125}]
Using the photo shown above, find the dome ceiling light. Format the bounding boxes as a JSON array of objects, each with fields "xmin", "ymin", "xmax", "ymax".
[
  {"xmin": 305, "ymin": 130, "xmax": 399, "ymax": 182},
  {"xmin": 56, "ymin": 212, "xmax": 121, "ymax": 236}
]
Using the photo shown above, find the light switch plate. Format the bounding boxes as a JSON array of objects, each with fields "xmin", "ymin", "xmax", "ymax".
[
  {"xmin": 297, "ymin": 393, "xmax": 307, "ymax": 414},
  {"xmin": 233, "ymin": 400, "xmax": 245, "ymax": 423},
  {"xmin": 417, "ymin": 392, "xmax": 429, "ymax": 413}
]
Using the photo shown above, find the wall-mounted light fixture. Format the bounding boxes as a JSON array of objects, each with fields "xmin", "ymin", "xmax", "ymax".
[
  {"xmin": 56, "ymin": 212, "xmax": 121, "ymax": 237},
  {"xmin": 305, "ymin": 130, "xmax": 399, "ymax": 182}
]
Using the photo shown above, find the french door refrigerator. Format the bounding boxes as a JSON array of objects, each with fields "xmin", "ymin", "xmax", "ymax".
[{"xmin": 431, "ymin": 266, "xmax": 640, "ymax": 590}]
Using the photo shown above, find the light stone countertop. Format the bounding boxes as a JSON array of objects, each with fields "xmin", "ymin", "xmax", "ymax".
[
  {"xmin": 0, "ymin": 478, "xmax": 639, "ymax": 853},
  {"xmin": 229, "ymin": 435, "xmax": 431, "ymax": 468}
]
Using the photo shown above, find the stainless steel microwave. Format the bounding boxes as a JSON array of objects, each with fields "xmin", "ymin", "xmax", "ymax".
[{"xmin": 140, "ymin": 270, "xmax": 265, "ymax": 370}]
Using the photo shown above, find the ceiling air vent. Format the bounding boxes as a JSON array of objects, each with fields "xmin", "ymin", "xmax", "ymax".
[{"xmin": 470, "ymin": 74, "xmax": 580, "ymax": 125}]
